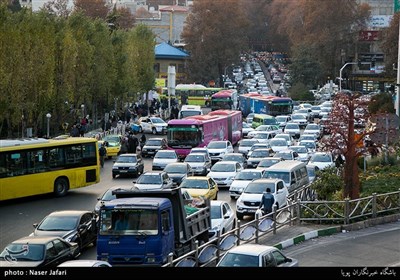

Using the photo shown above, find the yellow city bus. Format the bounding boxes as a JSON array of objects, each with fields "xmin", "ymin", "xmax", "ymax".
[
  {"xmin": 0, "ymin": 136, "xmax": 100, "ymax": 201},
  {"xmin": 160, "ymin": 84, "xmax": 223, "ymax": 107}
]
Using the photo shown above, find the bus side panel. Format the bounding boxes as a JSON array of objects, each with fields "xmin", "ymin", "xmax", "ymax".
[{"xmin": 231, "ymin": 112, "xmax": 242, "ymax": 145}]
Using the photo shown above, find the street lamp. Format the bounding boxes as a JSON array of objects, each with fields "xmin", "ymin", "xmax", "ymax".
[
  {"xmin": 46, "ymin": 113, "xmax": 51, "ymax": 138},
  {"xmin": 81, "ymin": 104, "xmax": 85, "ymax": 119}
]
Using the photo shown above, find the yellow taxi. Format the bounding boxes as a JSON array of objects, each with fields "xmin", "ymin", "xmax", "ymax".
[
  {"xmin": 179, "ymin": 176, "xmax": 219, "ymax": 201},
  {"xmin": 102, "ymin": 134, "xmax": 122, "ymax": 158}
]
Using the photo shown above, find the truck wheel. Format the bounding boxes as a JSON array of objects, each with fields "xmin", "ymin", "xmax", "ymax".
[
  {"xmin": 54, "ymin": 177, "xmax": 69, "ymax": 197},
  {"xmin": 236, "ymin": 212, "xmax": 244, "ymax": 220}
]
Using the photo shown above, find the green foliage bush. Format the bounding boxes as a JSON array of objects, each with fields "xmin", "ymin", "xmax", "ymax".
[{"xmin": 310, "ymin": 167, "xmax": 343, "ymax": 200}]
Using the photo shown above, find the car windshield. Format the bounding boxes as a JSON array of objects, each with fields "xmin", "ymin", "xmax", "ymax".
[
  {"xmin": 180, "ymin": 180, "xmax": 208, "ymax": 189},
  {"xmin": 250, "ymin": 150, "xmax": 269, "ymax": 158},
  {"xmin": 311, "ymin": 154, "xmax": 332, "ymax": 162},
  {"xmin": 211, "ymin": 205, "xmax": 222, "ymax": 219},
  {"xmin": 164, "ymin": 164, "xmax": 186, "ymax": 173},
  {"xmin": 207, "ymin": 142, "xmax": 227, "ymax": 149},
  {"xmin": 235, "ymin": 171, "xmax": 261, "ymax": 180},
  {"xmin": 222, "ymin": 155, "xmax": 243, "ymax": 162},
  {"xmin": 275, "ymin": 152, "xmax": 293, "ymax": 160},
  {"xmin": 137, "ymin": 175, "xmax": 162, "ymax": 184},
  {"xmin": 116, "ymin": 156, "xmax": 137, "ymax": 163},
  {"xmin": 291, "ymin": 115, "xmax": 305, "ymax": 120},
  {"xmin": 146, "ymin": 140, "xmax": 162, "ymax": 146},
  {"xmin": 270, "ymin": 139, "xmax": 286, "ymax": 146},
  {"xmin": 259, "ymin": 159, "xmax": 280, "ymax": 167},
  {"xmin": 285, "ymin": 124, "xmax": 299, "ymax": 129},
  {"xmin": 245, "ymin": 182, "xmax": 275, "ymax": 194},
  {"xmin": 211, "ymin": 163, "xmax": 235, "ymax": 172},
  {"xmin": 185, "ymin": 154, "xmax": 205, "ymax": 162},
  {"xmin": 240, "ymin": 140, "xmax": 258, "ymax": 147},
  {"xmin": 289, "ymin": 146, "xmax": 308, "ymax": 153},
  {"xmin": 155, "ymin": 152, "xmax": 176, "ymax": 159},
  {"xmin": 37, "ymin": 216, "xmax": 78, "ymax": 231},
  {"xmin": 306, "ymin": 124, "xmax": 320, "ymax": 130},
  {"xmin": 300, "ymin": 141, "xmax": 316, "ymax": 149},
  {"xmin": 0, "ymin": 244, "xmax": 44, "ymax": 262},
  {"xmin": 150, "ymin": 118, "xmax": 165, "ymax": 124},
  {"xmin": 263, "ymin": 171, "xmax": 290, "ymax": 184},
  {"xmin": 218, "ymin": 253, "xmax": 259, "ymax": 267}
]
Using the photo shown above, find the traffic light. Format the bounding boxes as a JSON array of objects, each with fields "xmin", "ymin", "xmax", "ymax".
[{"xmin": 357, "ymin": 59, "xmax": 362, "ymax": 68}]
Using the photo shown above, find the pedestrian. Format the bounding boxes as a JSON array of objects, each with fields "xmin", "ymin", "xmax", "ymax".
[
  {"xmin": 99, "ymin": 143, "xmax": 107, "ymax": 168},
  {"xmin": 259, "ymin": 188, "xmax": 275, "ymax": 215}
]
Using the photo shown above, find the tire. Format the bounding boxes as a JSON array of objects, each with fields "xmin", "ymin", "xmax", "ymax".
[
  {"xmin": 230, "ymin": 196, "xmax": 236, "ymax": 200},
  {"xmin": 54, "ymin": 177, "xmax": 69, "ymax": 197},
  {"xmin": 152, "ymin": 128, "xmax": 157, "ymax": 135},
  {"xmin": 112, "ymin": 174, "xmax": 116, "ymax": 179},
  {"xmin": 236, "ymin": 212, "xmax": 244, "ymax": 220}
]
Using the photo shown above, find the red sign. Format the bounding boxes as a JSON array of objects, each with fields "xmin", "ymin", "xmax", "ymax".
[{"xmin": 359, "ymin": 31, "xmax": 380, "ymax": 41}]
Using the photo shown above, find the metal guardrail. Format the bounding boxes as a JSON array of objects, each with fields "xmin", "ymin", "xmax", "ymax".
[{"xmin": 163, "ymin": 187, "xmax": 400, "ymax": 267}]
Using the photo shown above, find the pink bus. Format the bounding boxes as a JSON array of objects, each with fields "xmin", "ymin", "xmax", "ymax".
[
  {"xmin": 210, "ymin": 89, "xmax": 238, "ymax": 111},
  {"xmin": 167, "ymin": 110, "xmax": 242, "ymax": 159}
]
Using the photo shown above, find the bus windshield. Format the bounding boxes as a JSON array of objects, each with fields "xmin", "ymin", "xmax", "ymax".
[{"xmin": 167, "ymin": 128, "xmax": 201, "ymax": 147}]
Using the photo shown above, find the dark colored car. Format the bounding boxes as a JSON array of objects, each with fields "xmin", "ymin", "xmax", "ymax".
[
  {"xmin": 30, "ymin": 210, "xmax": 97, "ymax": 254},
  {"xmin": 112, "ymin": 153, "xmax": 144, "ymax": 178},
  {"xmin": 163, "ymin": 162, "xmax": 194, "ymax": 185},
  {"xmin": 94, "ymin": 186, "xmax": 134, "ymax": 214},
  {"xmin": 141, "ymin": 138, "xmax": 167, "ymax": 158},
  {"xmin": 0, "ymin": 236, "xmax": 79, "ymax": 267}
]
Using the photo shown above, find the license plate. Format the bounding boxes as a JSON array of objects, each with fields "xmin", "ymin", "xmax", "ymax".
[
  {"xmin": 148, "ymin": 152, "xmax": 154, "ymax": 154},
  {"xmin": 120, "ymin": 170, "xmax": 127, "ymax": 173}
]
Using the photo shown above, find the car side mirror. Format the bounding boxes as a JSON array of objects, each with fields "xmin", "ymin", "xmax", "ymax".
[{"xmin": 33, "ymin": 223, "xmax": 38, "ymax": 229}]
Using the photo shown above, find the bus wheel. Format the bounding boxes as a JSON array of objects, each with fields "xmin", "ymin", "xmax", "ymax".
[{"xmin": 54, "ymin": 177, "xmax": 69, "ymax": 197}]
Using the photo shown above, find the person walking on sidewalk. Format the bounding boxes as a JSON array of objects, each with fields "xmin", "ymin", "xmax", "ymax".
[{"xmin": 260, "ymin": 188, "xmax": 275, "ymax": 215}]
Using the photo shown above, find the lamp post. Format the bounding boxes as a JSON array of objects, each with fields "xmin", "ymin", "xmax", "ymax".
[
  {"xmin": 46, "ymin": 113, "xmax": 51, "ymax": 138},
  {"xmin": 81, "ymin": 104, "xmax": 85, "ymax": 119}
]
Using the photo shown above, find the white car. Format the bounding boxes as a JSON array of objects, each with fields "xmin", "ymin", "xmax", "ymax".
[
  {"xmin": 288, "ymin": 145, "xmax": 310, "ymax": 162},
  {"xmin": 303, "ymin": 123, "xmax": 322, "ymax": 139},
  {"xmin": 273, "ymin": 133, "xmax": 294, "ymax": 146},
  {"xmin": 207, "ymin": 161, "xmax": 242, "ymax": 188},
  {"xmin": 251, "ymin": 131, "xmax": 277, "ymax": 144},
  {"xmin": 290, "ymin": 114, "xmax": 308, "ymax": 128},
  {"xmin": 184, "ymin": 153, "xmax": 212, "ymax": 176},
  {"xmin": 269, "ymin": 138, "xmax": 289, "ymax": 153},
  {"xmin": 256, "ymin": 157, "xmax": 283, "ymax": 170},
  {"xmin": 133, "ymin": 171, "xmax": 174, "ymax": 190},
  {"xmin": 137, "ymin": 116, "xmax": 167, "ymax": 135},
  {"xmin": 275, "ymin": 115, "xmax": 291, "ymax": 130},
  {"xmin": 209, "ymin": 200, "xmax": 236, "ymax": 240},
  {"xmin": 242, "ymin": 122, "xmax": 255, "ymax": 138},
  {"xmin": 246, "ymin": 148, "xmax": 273, "ymax": 168},
  {"xmin": 152, "ymin": 150, "xmax": 179, "ymax": 170},
  {"xmin": 236, "ymin": 178, "xmax": 289, "ymax": 220},
  {"xmin": 308, "ymin": 152, "xmax": 334, "ymax": 170},
  {"xmin": 283, "ymin": 123, "xmax": 301, "ymax": 139},
  {"xmin": 299, "ymin": 140, "xmax": 317, "ymax": 153},
  {"xmin": 207, "ymin": 140, "xmax": 234, "ymax": 162},
  {"xmin": 237, "ymin": 139, "xmax": 259, "ymax": 156},
  {"xmin": 229, "ymin": 169, "xmax": 264, "ymax": 199},
  {"xmin": 247, "ymin": 125, "xmax": 280, "ymax": 138},
  {"xmin": 216, "ymin": 244, "xmax": 298, "ymax": 267}
]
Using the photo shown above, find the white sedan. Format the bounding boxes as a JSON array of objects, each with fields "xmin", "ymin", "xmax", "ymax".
[
  {"xmin": 308, "ymin": 152, "xmax": 335, "ymax": 170},
  {"xmin": 209, "ymin": 200, "xmax": 236, "ymax": 240}
]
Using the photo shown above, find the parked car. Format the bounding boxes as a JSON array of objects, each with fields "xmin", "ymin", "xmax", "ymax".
[
  {"xmin": 112, "ymin": 153, "xmax": 144, "ymax": 178},
  {"xmin": 236, "ymin": 178, "xmax": 288, "ymax": 220},
  {"xmin": 133, "ymin": 171, "xmax": 174, "ymax": 190},
  {"xmin": 137, "ymin": 116, "xmax": 167, "ymax": 134},
  {"xmin": 209, "ymin": 200, "xmax": 236, "ymax": 240},
  {"xmin": 141, "ymin": 138, "xmax": 167, "ymax": 158},
  {"xmin": 152, "ymin": 150, "xmax": 179, "ymax": 170},
  {"xmin": 229, "ymin": 169, "xmax": 264, "ymax": 200},
  {"xmin": 0, "ymin": 236, "xmax": 79, "ymax": 267},
  {"xmin": 30, "ymin": 210, "xmax": 98, "ymax": 254},
  {"xmin": 216, "ymin": 244, "xmax": 298, "ymax": 267},
  {"xmin": 163, "ymin": 162, "xmax": 193, "ymax": 185},
  {"xmin": 58, "ymin": 260, "xmax": 112, "ymax": 267},
  {"xmin": 184, "ymin": 153, "xmax": 212, "ymax": 176},
  {"xmin": 179, "ymin": 176, "xmax": 219, "ymax": 200}
]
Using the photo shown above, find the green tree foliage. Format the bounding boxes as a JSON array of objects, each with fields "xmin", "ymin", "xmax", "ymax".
[
  {"xmin": 288, "ymin": 82, "xmax": 314, "ymax": 102},
  {"xmin": 0, "ymin": 6, "xmax": 157, "ymax": 138},
  {"xmin": 181, "ymin": 0, "xmax": 249, "ymax": 85},
  {"xmin": 368, "ymin": 93, "xmax": 395, "ymax": 114},
  {"xmin": 311, "ymin": 167, "xmax": 343, "ymax": 200},
  {"xmin": 267, "ymin": 0, "xmax": 370, "ymax": 86}
]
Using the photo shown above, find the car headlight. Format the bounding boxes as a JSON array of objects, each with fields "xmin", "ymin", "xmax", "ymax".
[{"xmin": 112, "ymin": 166, "xmax": 118, "ymax": 170}]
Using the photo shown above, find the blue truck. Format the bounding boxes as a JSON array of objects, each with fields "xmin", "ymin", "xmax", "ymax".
[{"xmin": 96, "ymin": 187, "xmax": 211, "ymax": 266}]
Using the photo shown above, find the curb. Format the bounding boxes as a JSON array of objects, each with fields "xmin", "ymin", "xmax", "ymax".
[{"xmin": 273, "ymin": 226, "xmax": 341, "ymax": 250}]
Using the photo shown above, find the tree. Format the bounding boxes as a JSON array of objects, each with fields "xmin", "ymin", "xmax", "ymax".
[
  {"xmin": 42, "ymin": 0, "xmax": 72, "ymax": 18},
  {"xmin": 107, "ymin": 5, "xmax": 135, "ymax": 31},
  {"xmin": 381, "ymin": 12, "xmax": 399, "ymax": 79},
  {"xmin": 181, "ymin": 0, "xmax": 249, "ymax": 85},
  {"xmin": 368, "ymin": 93, "xmax": 395, "ymax": 114},
  {"xmin": 320, "ymin": 92, "xmax": 372, "ymax": 199},
  {"xmin": 73, "ymin": 0, "xmax": 110, "ymax": 20}
]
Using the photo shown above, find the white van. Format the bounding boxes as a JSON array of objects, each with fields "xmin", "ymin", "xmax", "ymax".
[
  {"xmin": 262, "ymin": 160, "xmax": 309, "ymax": 192},
  {"xmin": 178, "ymin": 105, "xmax": 203, "ymax": 119}
]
